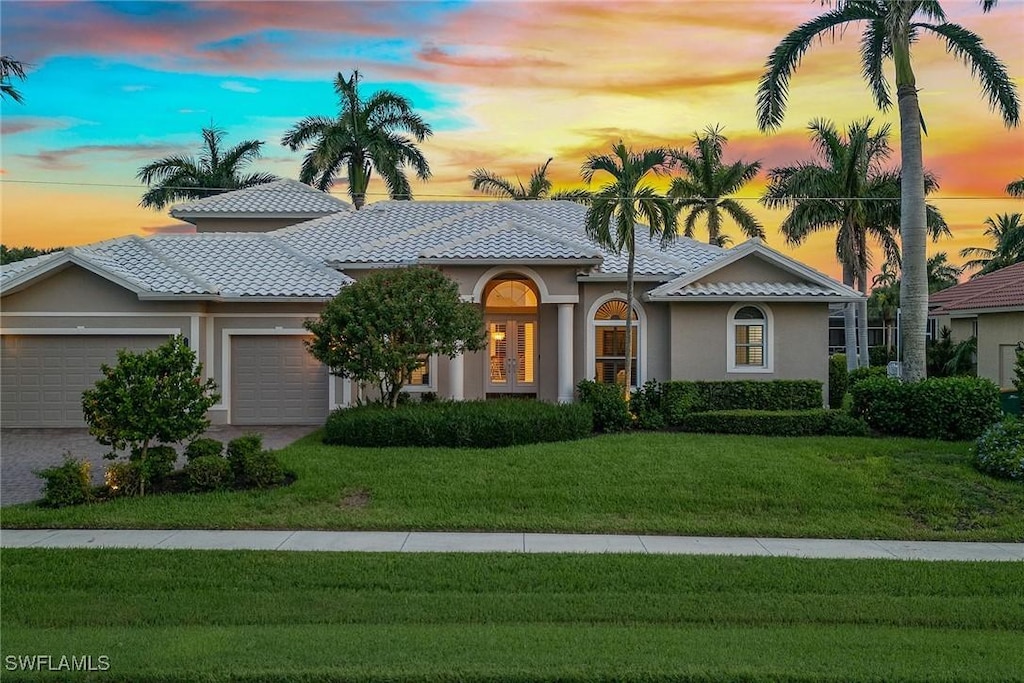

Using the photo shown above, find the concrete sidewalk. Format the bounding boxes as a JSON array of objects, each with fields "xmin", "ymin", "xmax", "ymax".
[{"xmin": 2, "ymin": 529, "xmax": 1021, "ymax": 561}]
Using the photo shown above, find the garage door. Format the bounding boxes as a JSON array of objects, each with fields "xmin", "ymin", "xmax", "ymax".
[
  {"xmin": 1, "ymin": 334, "xmax": 170, "ymax": 427},
  {"xmin": 231, "ymin": 335, "xmax": 328, "ymax": 425}
]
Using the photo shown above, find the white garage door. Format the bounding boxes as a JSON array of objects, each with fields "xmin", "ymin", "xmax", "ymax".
[
  {"xmin": 1, "ymin": 334, "xmax": 170, "ymax": 427},
  {"xmin": 230, "ymin": 335, "xmax": 328, "ymax": 425}
]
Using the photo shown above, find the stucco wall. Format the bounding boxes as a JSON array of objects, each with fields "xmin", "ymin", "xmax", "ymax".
[
  {"xmin": 696, "ymin": 255, "xmax": 802, "ymax": 285},
  {"xmin": 669, "ymin": 301, "xmax": 830, "ymax": 404},
  {"xmin": 976, "ymin": 311, "xmax": 1024, "ymax": 388},
  {"xmin": 2, "ymin": 265, "xmax": 199, "ymax": 314}
]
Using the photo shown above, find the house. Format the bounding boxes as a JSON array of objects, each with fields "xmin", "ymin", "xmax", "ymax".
[
  {"xmin": 929, "ymin": 261, "xmax": 1024, "ymax": 390},
  {"xmin": 1, "ymin": 182, "xmax": 863, "ymax": 427}
]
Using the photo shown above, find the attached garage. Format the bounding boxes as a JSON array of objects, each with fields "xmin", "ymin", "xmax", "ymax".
[
  {"xmin": 1, "ymin": 334, "xmax": 171, "ymax": 427},
  {"xmin": 229, "ymin": 334, "xmax": 329, "ymax": 425}
]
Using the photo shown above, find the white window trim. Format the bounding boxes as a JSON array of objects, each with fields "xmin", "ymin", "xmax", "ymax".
[
  {"xmin": 727, "ymin": 302, "xmax": 774, "ymax": 373},
  {"xmin": 403, "ymin": 354, "xmax": 438, "ymax": 393},
  {"xmin": 585, "ymin": 292, "xmax": 648, "ymax": 388}
]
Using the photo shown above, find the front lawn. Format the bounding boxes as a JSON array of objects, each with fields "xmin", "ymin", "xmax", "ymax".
[
  {"xmin": 3, "ymin": 432, "xmax": 1022, "ymax": 541},
  {"xmin": 2, "ymin": 549, "xmax": 1022, "ymax": 682}
]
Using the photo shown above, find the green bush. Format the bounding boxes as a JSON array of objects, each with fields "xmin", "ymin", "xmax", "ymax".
[
  {"xmin": 104, "ymin": 461, "xmax": 143, "ymax": 497},
  {"xmin": 35, "ymin": 455, "xmax": 92, "ymax": 508},
  {"xmin": 660, "ymin": 380, "xmax": 823, "ymax": 426},
  {"xmin": 576, "ymin": 380, "xmax": 631, "ymax": 433},
  {"xmin": 185, "ymin": 437, "xmax": 223, "ymax": 462},
  {"xmin": 129, "ymin": 444, "xmax": 177, "ymax": 487},
  {"xmin": 184, "ymin": 455, "xmax": 232, "ymax": 492},
  {"xmin": 869, "ymin": 346, "xmax": 895, "ymax": 366},
  {"xmin": 851, "ymin": 376, "xmax": 1002, "ymax": 440},
  {"xmin": 973, "ymin": 417, "xmax": 1024, "ymax": 480},
  {"xmin": 848, "ymin": 365, "xmax": 887, "ymax": 389},
  {"xmin": 629, "ymin": 380, "xmax": 666, "ymax": 430},
  {"xmin": 829, "ymin": 354, "xmax": 848, "ymax": 409},
  {"xmin": 237, "ymin": 451, "xmax": 285, "ymax": 489},
  {"xmin": 325, "ymin": 399, "xmax": 593, "ymax": 448},
  {"xmin": 680, "ymin": 409, "xmax": 869, "ymax": 437},
  {"xmin": 227, "ymin": 434, "xmax": 263, "ymax": 480}
]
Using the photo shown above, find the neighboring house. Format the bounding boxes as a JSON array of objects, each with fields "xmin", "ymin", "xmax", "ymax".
[
  {"xmin": 1, "ymin": 182, "xmax": 862, "ymax": 428},
  {"xmin": 929, "ymin": 261, "xmax": 1024, "ymax": 390}
]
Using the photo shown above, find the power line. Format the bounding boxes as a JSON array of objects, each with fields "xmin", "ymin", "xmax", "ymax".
[{"xmin": 0, "ymin": 178, "xmax": 1019, "ymax": 201}]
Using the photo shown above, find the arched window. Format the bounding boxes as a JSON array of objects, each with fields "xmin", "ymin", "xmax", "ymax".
[
  {"xmin": 728, "ymin": 304, "xmax": 773, "ymax": 372},
  {"xmin": 484, "ymin": 278, "xmax": 538, "ymax": 311},
  {"xmin": 590, "ymin": 297, "xmax": 643, "ymax": 387}
]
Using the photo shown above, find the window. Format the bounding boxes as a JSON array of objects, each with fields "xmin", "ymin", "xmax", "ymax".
[
  {"xmin": 404, "ymin": 354, "xmax": 435, "ymax": 391},
  {"xmin": 728, "ymin": 304, "xmax": 773, "ymax": 373},
  {"xmin": 484, "ymin": 278, "xmax": 538, "ymax": 311},
  {"xmin": 591, "ymin": 297, "xmax": 642, "ymax": 387}
]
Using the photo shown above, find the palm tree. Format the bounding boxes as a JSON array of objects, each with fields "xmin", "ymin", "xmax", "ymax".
[
  {"xmin": 581, "ymin": 142, "xmax": 676, "ymax": 397},
  {"xmin": 1, "ymin": 56, "xmax": 27, "ymax": 103},
  {"xmin": 762, "ymin": 118, "xmax": 949, "ymax": 368},
  {"xmin": 926, "ymin": 252, "xmax": 961, "ymax": 292},
  {"xmin": 960, "ymin": 213, "xmax": 1024, "ymax": 276},
  {"xmin": 668, "ymin": 125, "xmax": 763, "ymax": 246},
  {"xmin": 869, "ymin": 260, "xmax": 901, "ymax": 351},
  {"xmin": 281, "ymin": 70, "xmax": 432, "ymax": 209},
  {"xmin": 137, "ymin": 126, "xmax": 279, "ymax": 210},
  {"xmin": 757, "ymin": 0, "xmax": 1019, "ymax": 382},
  {"xmin": 1007, "ymin": 178, "xmax": 1024, "ymax": 197},
  {"xmin": 470, "ymin": 158, "xmax": 591, "ymax": 202}
]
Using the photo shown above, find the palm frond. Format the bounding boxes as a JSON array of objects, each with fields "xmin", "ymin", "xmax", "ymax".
[{"xmin": 470, "ymin": 169, "xmax": 519, "ymax": 198}]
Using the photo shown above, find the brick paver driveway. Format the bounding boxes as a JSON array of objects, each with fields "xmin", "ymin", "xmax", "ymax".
[{"xmin": 0, "ymin": 425, "xmax": 317, "ymax": 506}]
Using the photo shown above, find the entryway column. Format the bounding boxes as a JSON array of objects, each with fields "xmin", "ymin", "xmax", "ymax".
[
  {"xmin": 449, "ymin": 352, "xmax": 465, "ymax": 401},
  {"xmin": 557, "ymin": 303, "xmax": 574, "ymax": 403}
]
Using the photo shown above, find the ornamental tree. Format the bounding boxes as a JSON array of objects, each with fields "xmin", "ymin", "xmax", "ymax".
[
  {"xmin": 305, "ymin": 267, "xmax": 486, "ymax": 407},
  {"xmin": 81, "ymin": 336, "xmax": 219, "ymax": 495}
]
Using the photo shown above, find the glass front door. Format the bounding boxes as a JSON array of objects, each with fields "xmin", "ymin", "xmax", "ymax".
[{"xmin": 486, "ymin": 317, "xmax": 536, "ymax": 393}]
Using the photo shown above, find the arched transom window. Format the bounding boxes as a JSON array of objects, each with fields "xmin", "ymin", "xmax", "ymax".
[
  {"xmin": 484, "ymin": 278, "xmax": 538, "ymax": 311},
  {"xmin": 728, "ymin": 304, "xmax": 773, "ymax": 372},
  {"xmin": 592, "ymin": 298, "xmax": 641, "ymax": 387}
]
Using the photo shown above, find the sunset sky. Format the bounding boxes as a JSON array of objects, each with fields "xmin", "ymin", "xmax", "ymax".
[{"xmin": 1, "ymin": 0, "xmax": 1022, "ymax": 281}]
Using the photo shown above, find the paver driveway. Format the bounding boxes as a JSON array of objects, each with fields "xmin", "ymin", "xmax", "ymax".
[{"xmin": 0, "ymin": 426, "xmax": 316, "ymax": 506}]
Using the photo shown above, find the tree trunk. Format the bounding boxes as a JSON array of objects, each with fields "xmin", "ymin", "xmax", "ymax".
[
  {"xmin": 842, "ymin": 263, "xmax": 857, "ymax": 371},
  {"xmin": 138, "ymin": 440, "xmax": 149, "ymax": 497},
  {"xmin": 857, "ymin": 265, "xmax": 870, "ymax": 368},
  {"xmin": 623, "ymin": 248, "xmax": 635, "ymax": 400},
  {"xmin": 895, "ymin": 38, "xmax": 928, "ymax": 382}
]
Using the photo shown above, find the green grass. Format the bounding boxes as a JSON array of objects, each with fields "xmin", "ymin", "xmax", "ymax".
[
  {"xmin": 2, "ymin": 549, "xmax": 1022, "ymax": 682},
  {"xmin": 4, "ymin": 432, "xmax": 1022, "ymax": 540}
]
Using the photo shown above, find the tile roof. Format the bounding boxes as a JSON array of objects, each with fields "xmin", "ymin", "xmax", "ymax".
[
  {"xmin": 169, "ymin": 179, "xmax": 351, "ymax": 217},
  {"xmin": 659, "ymin": 281, "xmax": 843, "ymax": 297},
  {"xmin": 929, "ymin": 261, "xmax": 1024, "ymax": 313},
  {"xmin": 0, "ymin": 252, "xmax": 63, "ymax": 286}
]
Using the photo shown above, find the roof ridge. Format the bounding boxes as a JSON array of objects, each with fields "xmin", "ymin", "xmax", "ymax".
[
  {"xmin": 338, "ymin": 203, "xmax": 494, "ymax": 258},
  {"xmin": 132, "ymin": 235, "xmax": 219, "ymax": 294},
  {"xmin": 939, "ymin": 262, "xmax": 1023, "ymax": 309},
  {"xmin": 254, "ymin": 233, "xmax": 352, "ymax": 283},
  {"xmin": 417, "ymin": 220, "xmax": 509, "ymax": 258},
  {"xmin": 510, "ymin": 220, "xmax": 604, "ymax": 257}
]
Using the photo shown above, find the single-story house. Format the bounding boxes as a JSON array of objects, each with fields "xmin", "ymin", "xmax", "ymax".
[
  {"xmin": 1, "ymin": 181, "xmax": 863, "ymax": 427},
  {"xmin": 929, "ymin": 261, "xmax": 1024, "ymax": 390}
]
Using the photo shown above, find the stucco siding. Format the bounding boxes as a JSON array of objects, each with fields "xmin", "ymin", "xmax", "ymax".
[
  {"xmin": 2, "ymin": 265, "xmax": 198, "ymax": 314},
  {"xmin": 695, "ymin": 255, "xmax": 802, "ymax": 285},
  {"xmin": 189, "ymin": 216, "xmax": 320, "ymax": 233},
  {"xmin": 976, "ymin": 311, "xmax": 1024, "ymax": 388}
]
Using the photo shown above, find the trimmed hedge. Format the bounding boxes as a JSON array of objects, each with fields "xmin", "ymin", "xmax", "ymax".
[
  {"xmin": 850, "ymin": 376, "xmax": 1002, "ymax": 441},
  {"xmin": 184, "ymin": 455, "xmax": 232, "ymax": 492},
  {"xmin": 661, "ymin": 380, "xmax": 823, "ymax": 426},
  {"xmin": 828, "ymin": 354, "xmax": 848, "ymax": 409},
  {"xmin": 324, "ymin": 399, "xmax": 593, "ymax": 448},
  {"xmin": 848, "ymin": 365, "xmax": 887, "ymax": 389},
  {"xmin": 973, "ymin": 417, "xmax": 1024, "ymax": 480},
  {"xmin": 576, "ymin": 380, "xmax": 631, "ymax": 433},
  {"xmin": 184, "ymin": 437, "xmax": 223, "ymax": 462},
  {"xmin": 680, "ymin": 409, "xmax": 869, "ymax": 437}
]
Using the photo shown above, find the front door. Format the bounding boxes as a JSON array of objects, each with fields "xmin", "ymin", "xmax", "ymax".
[{"xmin": 486, "ymin": 317, "xmax": 537, "ymax": 394}]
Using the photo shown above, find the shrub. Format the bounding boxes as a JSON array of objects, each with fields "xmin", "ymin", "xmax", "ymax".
[
  {"xmin": 324, "ymin": 399, "xmax": 593, "ymax": 448},
  {"xmin": 239, "ymin": 451, "xmax": 286, "ymax": 489},
  {"xmin": 973, "ymin": 418, "xmax": 1024, "ymax": 480},
  {"xmin": 185, "ymin": 455, "xmax": 232, "ymax": 492},
  {"xmin": 1014, "ymin": 349, "xmax": 1024, "ymax": 395},
  {"xmin": 660, "ymin": 380, "xmax": 823, "ymax": 426},
  {"xmin": 576, "ymin": 380, "xmax": 631, "ymax": 433},
  {"xmin": 227, "ymin": 433, "xmax": 263, "ymax": 481},
  {"xmin": 130, "ymin": 444, "xmax": 176, "ymax": 487},
  {"xmin": 851, "ymin": 376, "xmax": 1001, "ymax": 440},
  {"xmin": 869, "ymin": 346, "xmax": 895, "ymax": 366},
  {"xmin": 680, "ymin": 409, "xmax": 869, "ymax": 437},
  {"xmin": 185, "ymin": 437, "xmax": 223, "ymax": 462},
  {"xmin": 829, "ymin": 354, "xmax": 848, "ymax": 409},
  {"xmin": 848, "ymin": 365, "xmax": 887, "ymax": 389},
  {"xmin": 105, "ymin": 461, "xmax": 143, "ymax": 497},
  {"xmin": 629, "ymin": 380, "xmax": 665, "ymax": 430},
  {"xmin": 35, "ymin": 455, "xmax": 92, "ymax": 508}
]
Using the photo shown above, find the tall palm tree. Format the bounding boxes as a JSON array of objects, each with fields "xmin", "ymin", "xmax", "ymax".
[
  {"xmin": 960, "ymin": 213, "xmax": 1024, "ymax": 276},
  {"xmin": 581, "ymin": 142, "xmax": 676, "ymax": 397},
  {"xmin": 668, "ymin": 125, "xmax": 763, "ymax": 246},
  {"xmin": 870, "ymin": 260, "xmax": 901, "ymax": 351},
  {"xmin": 1, "ymin": 56, "xmax": 27, "ymax": 103},
  {"xmin": 470, "ymin": 158, "xmax": 591, "ymax": 202},
  {"xmin": 281, "ymin": 70, "xmax": 432, "ymax": 209},
  {"xmin": 1007, "ymin": 178, "xmax": 1024, "ymax": 197},
  {"xmin": 762, "ymin": 118, "xmax": 949, "ymax": 368},
  {"xmin": 926, "ymin": 252, "xmax": 961, "ymax": 292},
  {"xmin": 757, "ymin": 0, "xmax": 1019, "ymax": 382},
  {"xmin": 137, "ymin": 126, "xmax": 279, "ymax": 210}
]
